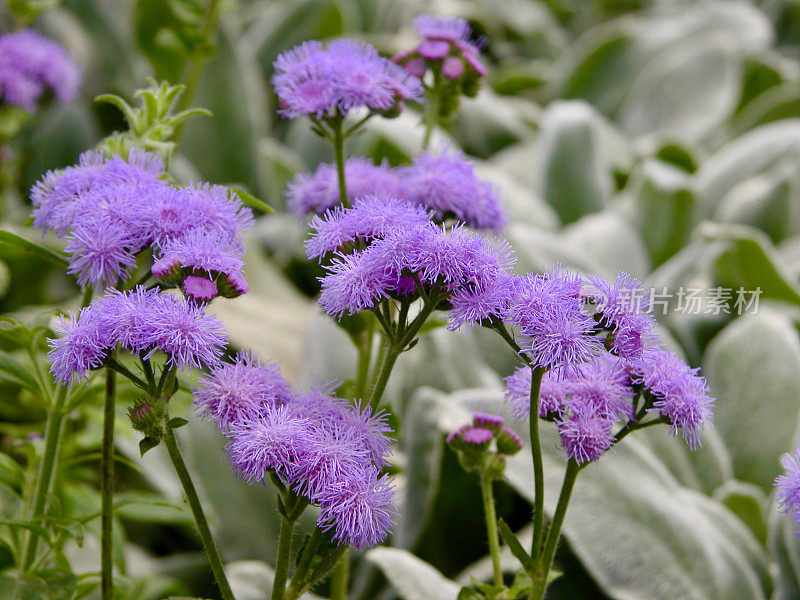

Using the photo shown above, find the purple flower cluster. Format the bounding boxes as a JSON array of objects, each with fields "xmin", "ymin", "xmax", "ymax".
[
  {"xmin": 777, "ymin": 450, "xmax": 800, "ymax": 534},
  {"xmin": 49, "ymin": 286, "xmax": 227, "ymax": 385},
  {"xmin": 393, "ymin": 15, "xmax": 487, "ymax": 85},
  {"xmin": 497, "ymin": 271, "xmax": 714, "ymax": 460},
  {"xmin": 30, "ymin": 150, "xmax": 253, "ymax": 297},
  {"xmin": 272, "ymin": 39, "xmax": 422, "ymax": 119},
  {"xmin": 0, "ymin": 29, "xmax": 80, "ymax": 111},
  {"xmin": 287, "ymin": 149, "xmax": 505, "ymax": 231},
  {"xmin": 308, "ymin": 195, "xmax": 512, "ymax": 318},
  {"xmin": 196, "ymin": 358, "xmax": 395, "ymax": 548},
  {"xmin": 447, "ymin": 412, "xmax": 523, "ymax": 468}
]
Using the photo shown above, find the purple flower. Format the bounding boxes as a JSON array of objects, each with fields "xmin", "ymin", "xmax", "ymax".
[
  {"xmin": 30, "ymin": 149, "xmax": 165, "ymax": 236},
  {"xmin": 582, "ymin": 272, "xmax": 658, "ymax": 362},
  {"xmin": 634, "ymin": 349, "xmax": 713, "ymax": 449},
  {"xmin": 565, "ymin": 355, "xmax": 634, "ymax": 421},
  {"xmin": 305, "ymin": 194, "xmax": 429, "ymax": 259},
  {"xmin": 144, "ymin": 184, "xmax": 254, "ymax": 248},
  {"xmin": 0, "ymin": 29, "xmax": 80, "ymax": 111},
  {"xmin": 64, "ymin": 218, "xmax": 141, "ymax": 288},
  {"xmin": 507, "ymin": 267, "xmax": 603, "ymax": 374},
  {"xmin": 48, "ymin": 287, "xmax": 228, "ymax": 384},
  {"xmin": 557, "ymin": 409, "xmax": 614, "ymax": 463},
  {"xmin": 397, "ymin": 149, "xmax": 506, "ymax": 231},
  {"xmin": 776, "ymin": 449, "xmax": 800, "ymax": 534},
  {"xmin": 414, "ymin": 15, "xmax": 473, "ymax": 42},
  {"xmin": 448, "ymin": 269, "xmax": 516, "ymax": 332},
  {"xmin": 462, "ymin": 427, "xmax": 493, "ymax": 445},
  {"xmin": 48, "ymin": 309, "xmax": 110, "ymax": 385},
  {"xmin": 194, "ymin": 350, "xmax": 291, "ymax": 430},
  {"xmin": 317, "ymin": 469, "xmax": 396, "ymax": 549},
  {"xmin": 504, "ymin": 367, "xmax": 568, "ymax": 419},
  {"xmin": 272, "ymin": 38, "xmax": 422, "ymax": 119},
  {"xmin": 472, "ymin": 412, "xmax": 504, "ymax": 430},
  {"xmin": 287, "ymin": 158, "xmax": 401, "ymax": 216}
]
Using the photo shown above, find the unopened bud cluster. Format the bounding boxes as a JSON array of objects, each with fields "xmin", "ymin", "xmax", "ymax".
[{"xmin": 447, "ymin": 412, "xmax": 522, "ymax": 479}]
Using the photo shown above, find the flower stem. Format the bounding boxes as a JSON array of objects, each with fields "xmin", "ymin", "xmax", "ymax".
[
  {"xmin": 100, "ymin": 364, "xmax": 116, "ymax": 600},
  {"xmin": 367, "ymin": 345, "xmax": 401, "ymax": 411},
  {"xmin": 271, "ymin": 517, "xmax": 297, "ymax": 600},
  {"xmin": 529, "ymin": 367, "xmax": 545, "ymax": 560},
  {"xmin": 163, "ymin": 418, "xmax": 235, "ymax": 600},
  {"xmin": 422, "ymin": 74, "xmax": 440, "ymax": 150},
  {"xmin": 331, "ymin": 116, "xmax": 350, "ymax": 209},
  {"xmin": 16, "ymin": 385, "xmax": 69, "ymax": 596},
  {"xmin": 529, "ymin": 459, "xmax": 581, "ymax": 600},
  {"xmin": 354, "ymin": 317, "xmax": 374, "ymax": 401},
  {"xmin": 330, "ymin": 551, "xmax": 350, "ymax": 600},
  {"xmin": 479, "ymin": 473, "xmax": 503, "ymax": 587}
]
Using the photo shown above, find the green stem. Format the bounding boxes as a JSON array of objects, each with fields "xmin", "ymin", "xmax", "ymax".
[
  {"xmin": 100, "ymin": 365, "xmax": 116, "ymax": 600},
  {"xmin": 173, "ymin": 0, "xmax": 221, "ymax": 145},
  {"xmin": 354, "ymin": 317, "xmax": 374, "ymax": 401},
  {"xmin": 163, "ymin": 419, "xmax": 235, "ymax": 600},
  {"xmin": 331, "ymin": 117, "xmax": 349, "ymax": 209},
  {"xmin": 367, "ymin": 345, "xmax": 401, "ymax": 411},
  {"xmin": 17, "ymin": 385, "xmax": 69, "ymax": 581},
  {"xmin": 480, "ymin": 473, "xmax": 502, "ymax": 587},
  {"xmin": 529, "ymin": 460, "xmax": 581, "ymax": 600},
  {"xmin": 271, "ymin": 517, "xmax": 296, "ymax": 600},
  {"xmin": 330, "ymin": 551, "xmax": 350, "ymax": 600},
  {"xmin": 105, "ymin": 358, "xmax": 149, "ymax": 391},
  {"xmin": 286, "ymin": 527, "xmax": 322, "ymax": 598},
  {"xmin": 529, "ymin": 367, "xmax": 545, "ymax": 560},
  {"xmin": 422, "ymin": 76, "xmax": 440, "ymax": 150}
]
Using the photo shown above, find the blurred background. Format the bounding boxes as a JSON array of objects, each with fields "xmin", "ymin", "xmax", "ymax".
[{"xmin": 3, "ymin": 1, "xmax": 800, "ymax": 599}]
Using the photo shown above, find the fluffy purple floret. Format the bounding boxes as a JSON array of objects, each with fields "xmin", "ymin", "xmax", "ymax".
[
  {"xmin": 317, "ymin": 469, "xmax": 396, "ymax": 549},
  {"xmin": 194, "ymin": 350, "xmax": 291, "ymax": 430},
  {"xmin": 503, "ymin": 367, "xmax": 568, "ymax": 419},
  {"xmin": 153, "ymin": 229, "xmax": 245, "ymax": 281},
  {"xmin": 305, "ymin": 194, "xmax": 429, "ymax": 259},
  {"xmin": 48, "ymin": 309, "xmax": 111, "ymax": 386},
  {"xmin": 566, "ymin": 354, "xmax": 634, "ymax": 421},
  {"xmin": 288, "ymin": 158, "xmax": 401, "ymax": 216},
  {"xmin": 30, "ymin": 149, "xmax": 165, "ymax": 235},
  {"xmin": 272, "ymin": 38, "xmax": 422, "ymax": 119},
  {"xmin": 64, "ymin": 218, "xmax": 141, "ymax": 288},
  {"xmin": 397, "ymin": 149, "xmax": 506, "ymax": 231},
  {"xmin": 226, "ymin": 405, "xmax": 315, "ymax": 483},
  {"xmin": 507, "ymin": 267, "xmax": 603, "ymax": 374},
  {"xmin": 776, "ymin": 449, "xmax": 800, "ymax": 534},
  {"xmin": 583, "ymin": 272, "xmax": 658, "ymax": 362},
  {"xmin": 462, "ymin": 427, "xmax": 493, "ymax": 445},
  {"xmin": 634, "ymin": 349, "xmax": 714, "ymax": 449},
  {"xmin": 144, "ymin": 184, "xmax": 254, "ymax": 248},
  {"xmin": 558, "ymin": 409, "xmax": 614, "ymax": 463},
  {"xmin": 183, "ymin": 276, "xmax": 218, "ymax": 301},
  {"xmin": 0, "ymin": 29, "xmax": 80, "ymax": 111},
  {"xmin": 448, "ymin": 268, "xmax": 516, "ymax": 332}
]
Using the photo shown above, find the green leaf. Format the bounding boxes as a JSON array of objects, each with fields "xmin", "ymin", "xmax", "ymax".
[
  {"xmin": 229, "ymin": 186, "xmax": 273, "ymax": 215},
  {"xmin": 703, "ymin": 223, "xmax": 800, "ymax": 307},
  {"xmin": 366, "ymin": 547, "xmax": 461, "ymax": 600},
  {"xmin": 767, "ymin": 508, "xmax": 800, "ymax": 600},
  {"xmin": 168, "ymin": 417, "xmax": 188, "ymax": 429},
  {"xmin": 114, "ymin": 493, "xmax": 192, "ymax": 525},
  {"xmin": 0, "ymin": 350, "xmax": 43, "ymax": 398},
  {"xmin": 139, "ymin": 436, "xmax": 161, "ymax": 457},
  {"xmin": 0, "ymin": 230, "xmax": 68, "ymax": 268},
  {"xmin": 704, "ymin": 308, "xmax": 800, "ymax": 490},
  {"xmin": 497, "ymin": 519, "xmax": 531, "ymax": 571},
  {"xmin": 0, "ymin": 539, "xmax": 13, "ymax": 571},
  {"xmin": 712, "ymin": 480, "xmax": 768, "ymax": 545}
]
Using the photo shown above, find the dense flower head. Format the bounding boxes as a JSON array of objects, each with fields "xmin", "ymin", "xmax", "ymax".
[
  {"xmin": 507, "ymin": 267, "xmax": 603, "ymax": 374},
  {"xmin": 317, "ymin": 218, "xmax": 509, "ymax": 319},
  {"xmin": 48, "ymin": 287, "xmax": 227, "ymax": 385},
  {"xmin": 64, "ymin": 219, "xmax": 141, "ymax": 288},
  {"xmin": 504, "ymin": 367, "xmax": 568, "ymax": 419},
  {"xmin": 397, "ymin": 149, "xmax": 505, "ymax": 231},
  {"xmin": 194, "ymin": 350, "xmax": 291, "ymax": 429},
  {"xmin": 448, "ymin": 266, "xmax": 516, "ymax": 332},
  {"xmin": 566, "ymin": 355, "xmax": 635, "ymax": 421},
  {"xmin": 0, "ymin": 29, "xmax": 80, "ymax": 111},
  {"xmin": 633, "ymin": 349, "xmax": 713, "ymax": 449},
  {"xmin": 287, "ymin": 158, "xmax": 400, "ymax": 216},
  {"xmin": 776, "ymin": 449, "xmax": 800, "ymax": 533},
  {"xmin": 305, "ymin": 194, "xmax": 430, "ymax": 260},
  {"xmin": 583, "ymin": 272, "xmax": 658, "ymax": 362},
  {"xmin": 272, "ymin": 38, "xmax": 422, "ymax": 119},
  {"xmin": 219, "ymin": 369, "xmax": 395, "ymax": 548},
  {"xmin": 557, "ymin": 409, "xmax": 614, "ymax": 463},
  {"xmin": 462, "ymin": 426, "xmax": 493, "ymax": 445},
  {"xmin": 472, "ymin": 412, "xmax": 504, "ymax": 430}
]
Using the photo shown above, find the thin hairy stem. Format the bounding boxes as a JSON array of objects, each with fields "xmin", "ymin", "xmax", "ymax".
[
  {"xmin": 529, "ymin": 367, "xmax": 545, "ymax": 560},
  {"xmin": 480, "ymin": 473, "xmax": 503, "ymax": 587},
  {"xmin": 163, "ymin": 419, "xmax": 235, "ymax": 600},
  {"xmin": 330, "ymin": 551, "xmax": 350, "ymax": 600},
  {"xmin": 100, "ymin": 365, "xmax": 116, "ymax": 600}
]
